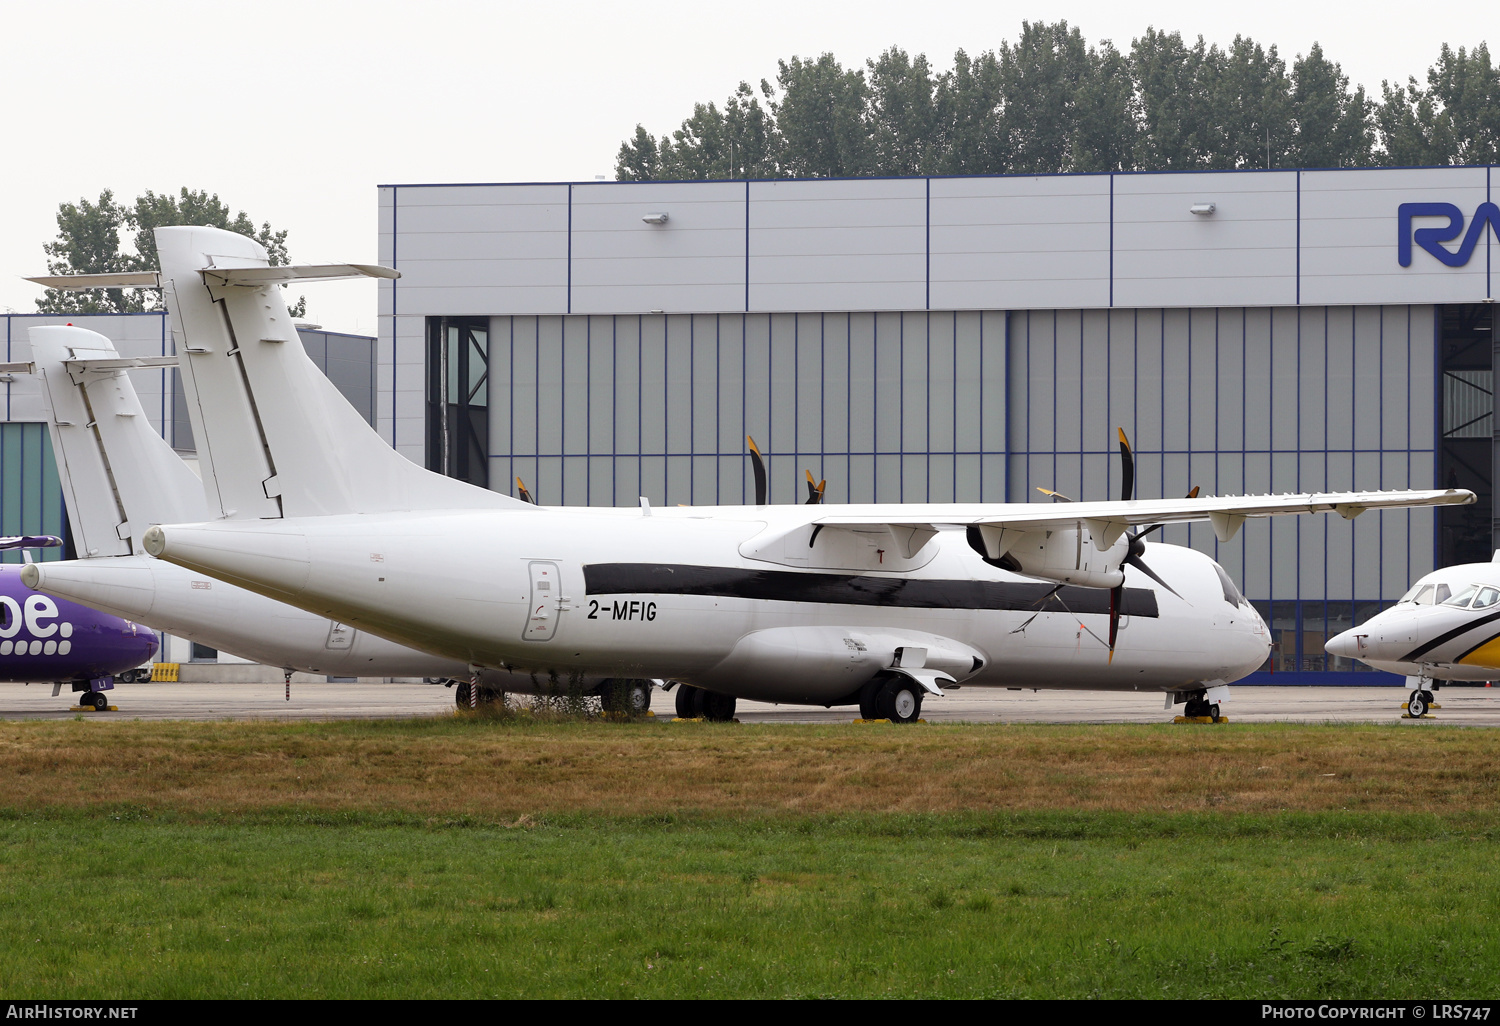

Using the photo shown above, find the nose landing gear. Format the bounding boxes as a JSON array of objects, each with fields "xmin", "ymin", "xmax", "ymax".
[
  {"xmin": 1171, "ymin": 688, "xmax": 1227, "ymax": 723},
  {"xmin": 1402, "ymin": 673, "xmax": 1439, "ymax": 718}
]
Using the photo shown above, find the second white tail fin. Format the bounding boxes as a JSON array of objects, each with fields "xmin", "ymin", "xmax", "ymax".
[{"xmin": 29, "ymin": 325, "xmax": 208, "ymax": 556}]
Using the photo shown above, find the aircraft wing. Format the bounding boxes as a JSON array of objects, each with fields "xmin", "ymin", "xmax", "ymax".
[{"xmin": 813, "ymin": 488, "xmax": 1474, "ymax": 545}]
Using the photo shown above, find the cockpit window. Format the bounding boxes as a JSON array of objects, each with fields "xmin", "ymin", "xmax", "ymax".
[
  {"xmin": 1474, "ymin": 587, "xmax": 1500, "ymax": 610},
  {"xmin": 1435, "ymin": 583, "xmax": 1452, "ymax": 604},
  {"xmin": 1212, "ymin": 563, "xmax": 1248, "ymax": 607},
  {"xmin": 1401, "ymin": 584, "xmax": 1436, "ymax": 605},
  {"xmin": 1444, "ymin": 585, "xmax": 1480, "ymax": 608}
]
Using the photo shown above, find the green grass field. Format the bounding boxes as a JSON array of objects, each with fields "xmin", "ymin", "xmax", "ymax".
[{"xmin": 0, "ymin": 717, "xmax": 1495, "ymax": 998}]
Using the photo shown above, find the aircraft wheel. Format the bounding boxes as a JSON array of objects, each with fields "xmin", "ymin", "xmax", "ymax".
[
  {"xmin": 88, "ymin": 692, "xmax": 109, "ymax": 712},
  {"xmin": 675, "ymin": 683, "xmax": 703, "ymax": 718},
  {"xmin": 601, "ymin": 679, "xmax": 652, "ymax": 715},
  {"xmin": 858, "ymin": 678, "xmax": 883, "ymax": 720},
  {"xmin": 1210, "ymin": 703, "xmax": 1222, "ymax": 721},
  {"xmin": 1408, "ymin": 690, "xmax": 1429, "ymax": 717},
  {"xmin": 877, "ymin": 676, "xmax": 922, "ymax": 724},
  {"xmin": 454, "ymin": 682, "xmax": 472, "ymax": 709},
  {"xmin": 700, "ymin": 690, "xmax": 737, "ymax": 722}
]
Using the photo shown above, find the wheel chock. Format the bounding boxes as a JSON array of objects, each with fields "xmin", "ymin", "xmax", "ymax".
[
  {"xmin": 854, "ymin": 718, "xmax": 928, "ymax": 724},
  {"xmin": 1401, "ymin": 713, "xmax": 1436, "ymax": 719},
  {"xmin": 671, "ymin": 717, "xmax": 704, "ymax": 722},
  {"xmin": 1172, "ymin": 715, "xmax": 1229, "ymax": 724},
  {"xmin": 69, "ymin": 705, "xmax": 117, "ymax": 713}
]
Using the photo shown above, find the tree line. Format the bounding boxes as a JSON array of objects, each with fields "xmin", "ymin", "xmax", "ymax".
[
  {"xmin": 616, "ymin": 22, "xmax": 1500, "ymax": 181},
  {"xmin": 36, "ymin": 188, "xmax": 303, "ymax": 316}
]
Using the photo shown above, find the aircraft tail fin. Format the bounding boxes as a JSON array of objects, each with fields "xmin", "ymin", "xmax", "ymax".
[
  {"xmin": 153, "ymin": 225, "xmax": 528, "ymax": 518},
  {"xmin": 28, "ymin": 325, "xmax": 209, "ymax": 556}
]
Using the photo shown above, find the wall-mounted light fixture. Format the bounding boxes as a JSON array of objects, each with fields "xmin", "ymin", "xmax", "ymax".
[
  {"xmin": 1189, "ymin": 202, "xmax": 1216, "ymax": 216},
  {"xmin": 642, "ymin": 212, "xmax": 669, "ymax": 225}
]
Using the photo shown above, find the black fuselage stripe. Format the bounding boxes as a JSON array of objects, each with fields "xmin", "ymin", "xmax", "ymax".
[
  {"xmin": 1401, "ymin": 608, "xmax": 1500, "ymax": 661},
  {"xmin": 582, "ymin": 563, "xmax": 1160, "ymax": 617}
]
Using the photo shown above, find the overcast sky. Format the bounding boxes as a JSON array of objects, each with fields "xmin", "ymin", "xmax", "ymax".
[{"xmin": 0, "ymin": 0, "xmax": 1491, "ymax": 334}]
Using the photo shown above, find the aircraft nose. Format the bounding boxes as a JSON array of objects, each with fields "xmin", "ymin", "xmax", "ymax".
[{"xmin": 1325, "ymin": 628, "xmax": 1363, "ymax": 659}]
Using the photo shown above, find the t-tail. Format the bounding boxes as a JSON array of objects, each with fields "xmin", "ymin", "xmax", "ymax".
[{"xmin": 153, "ymin": 226, "xmax": 531, "ymax": 518}]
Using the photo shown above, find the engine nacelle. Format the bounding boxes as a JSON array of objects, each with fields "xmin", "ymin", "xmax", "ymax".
[{"xmin": 968, "ymin": 523, "xmax": 1127, "ymax": 589}]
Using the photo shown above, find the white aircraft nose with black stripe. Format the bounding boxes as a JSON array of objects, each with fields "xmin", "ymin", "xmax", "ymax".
[{"xmin": 1327, "ymin": 560, "xmax": 1500, "ymax": 680}]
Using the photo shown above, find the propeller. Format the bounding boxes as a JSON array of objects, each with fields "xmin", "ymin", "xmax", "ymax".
[
  {"xmin": 747, "ymin": 436, "xmax": 768, "ymax": 505},
  {"xmin": 804, "ymin": 469, "xmax": 826, "ymax": 505},
  {"xmin": 1106, "ymin": 429, "xmax": 1193, "ymax": 662},
  {"xmin": 515, "ymin": 477, "xmax": 536, "ymax": 505}
]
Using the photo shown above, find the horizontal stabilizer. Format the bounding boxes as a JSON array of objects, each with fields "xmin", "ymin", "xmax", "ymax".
[
  {"xmin": 63, "ymin": 356, "xmax": 178, "ymax": 372},
  {"xmin": 202, "ymin": 263, "xmax": 399, "ymax": 287},
  {"xmin": 25, "ymin": 272, "xmax": 162, "ymax": 291}
]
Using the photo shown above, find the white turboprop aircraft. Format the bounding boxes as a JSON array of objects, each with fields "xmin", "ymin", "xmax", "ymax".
[
  {"xmin": 1325, "ymin": 555, "xmax": 1500, "ymax": 717},
  {"xmin": 27, "ymin": 226, "xmax": 1475, "ymax": 723}
]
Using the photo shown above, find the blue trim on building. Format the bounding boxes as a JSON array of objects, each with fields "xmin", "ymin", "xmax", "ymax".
[{"xmin": 1238, "ymin": 670, "xmax": 1408, "ymax": 686}]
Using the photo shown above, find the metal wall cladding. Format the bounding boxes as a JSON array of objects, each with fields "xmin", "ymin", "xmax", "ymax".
[
  {"xmin": 747, "ymin": 179, "xmax": 927, "ymax": 312},
  {"xmin": 483, "ymin": 303, "xmax": 1435, "ymax": 607},
  {"xmin": 572, "ymin": 182, "xmax": 745, "ymax": 314},
  {"xmin": 487, "ymin": 310, "xmax": 1007, "ymax": 509},
  {"xmin": 929, "ymin": 175, "xmax": 1111, "ymax": 310},
  {"xmin": 380, "ymin": 166, "xmax": 1496, "ymax": 319},
  {"xmin": 1007, "ymin": 305, "xmax": 1437, "ymax": 605},
  {"xmin": 379, "ymin": 184, "xmax": 570, "ymax": 317},
  {"xmin": 1112, "ymin": 172, "xmax": 1298, "ymax": 308}
]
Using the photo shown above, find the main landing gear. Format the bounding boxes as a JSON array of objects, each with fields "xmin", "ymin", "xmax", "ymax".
[
  {"xmin": 674, "ymin": 683, "xmax": 736, "ymax": 722},
  {"xmin": 599, "ymin": 678, "xmax": 653, "ymax": 716},
  {"xmin": 858, "ymin": 673, "xmax": 924, "ymax": 724},
  {"xmin": 1174, "ymin": 689, "xmax": 1225, "ymax": 723},
  {"xmin": 453, "ymin": 681, "xmax": 505, "ymax": 709}
]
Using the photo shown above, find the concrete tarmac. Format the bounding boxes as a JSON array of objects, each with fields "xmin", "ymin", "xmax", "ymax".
[{"xmin": 3, "ymin": 680, "xmax": 1500, "ymax": 726}]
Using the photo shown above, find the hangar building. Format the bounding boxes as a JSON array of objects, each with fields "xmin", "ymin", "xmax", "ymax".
[{"xmin": 376, "ymin": 166, "xmax": 1500, "ymax": 683}]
